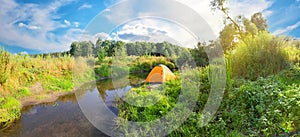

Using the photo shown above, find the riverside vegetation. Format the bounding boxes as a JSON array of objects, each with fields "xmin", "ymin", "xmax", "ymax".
[
  {"xmin": 0, "ymin": 51, "xmax": 94, "ymax": 128},
  {"xmin": 113, "ymin": 22, "xmax": 300, "ymax": 136}
]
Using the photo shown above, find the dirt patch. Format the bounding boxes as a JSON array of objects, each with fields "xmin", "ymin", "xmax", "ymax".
[
  {"xmin": 29, "ymin": 82, "xmax": 43, "ymax": 94},
  {"xmin": 20, "ymin": 83, "xmax": 75, "ymax": 109}
]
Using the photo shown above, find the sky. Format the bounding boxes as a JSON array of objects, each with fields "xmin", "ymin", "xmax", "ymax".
[{"xmin": 0, "ymin": 0, "xmax": 299, "ymax": 54}]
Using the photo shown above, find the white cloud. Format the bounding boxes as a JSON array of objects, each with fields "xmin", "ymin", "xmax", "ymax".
[
  {"xmin": 104, "ymin": 8, "xmax": 111, "ymax": 12},
  {"xmin": 175, "ymin": 0, "xmax": 224, "ymax": 36},
  {"xmin": 0, "ymin": 0, "xmax": 275, "ymax": 52},
  {"xmin": 105, "ymin": 0, "xmax": 273, "ymax": 41},
  {"xmin": 0, "ymin": 0, "xmax": 79, "ymax": 51},
  {"xmin": 112, "ymin": 19, "xmax": 197, "ymax": 48},
  {"xmin": 20, "ymin": 51, "xmax": 28, "ymax": 55},
  {"xmin": 178, "ymin": 0, "xmax": 273, "ymax": 35},
  {"xmin": 78, "ymin": 3, "xmax": 92, "ymax": 10},
  {"xmin": 273, "ymin": 21, "xmax": 300, "ymax": 35},
  {"xmin": 262, "ymin": 10, "xmax": 273, "ymax": 18},
  {"xmin": 64, "ymin": 19, "xmax": 71, "ymax": 26},
  {"xmin": 62, "ymin": 28, "xmax": 111, "ymax": 45},
  {"xmin": 227, "ymin": 0, "xmax": 273, "ymax": 18},
  {"xmin": 18, "ymin": 22, "xmax": 40, "ymax": 30},
  {"xmin": 74, "ymin": 22, "xmax": 80, "ymax": 27}
]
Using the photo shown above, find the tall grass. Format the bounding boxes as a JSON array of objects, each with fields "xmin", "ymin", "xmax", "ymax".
[
  {"xmin": 116, "ymin": 66, "xmax": 300, "ymax": 136},
  {"xmin": 230, "ymin": 32, "xmax": 289, "ymax": 80},
  {"xmin": 0, "ymin": 49, "xmax": 94, "ymax": 128},
  {"xmin": 284, "ymin": 44, "xmax": 300, "ymax": 65}
]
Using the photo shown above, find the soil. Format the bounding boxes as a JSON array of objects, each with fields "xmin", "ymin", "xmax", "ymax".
[
  {"xmin": 20, "ymin": 83, "xmax": 81, "ymax": 109},
  {"xmin": 19, "ymin": 76, "xmax": 110, "ymax": 109}
]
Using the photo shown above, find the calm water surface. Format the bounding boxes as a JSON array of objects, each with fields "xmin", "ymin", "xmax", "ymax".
[{"xmin": 0, "ymin": 76, "xmax": 144, "ymax": 137}]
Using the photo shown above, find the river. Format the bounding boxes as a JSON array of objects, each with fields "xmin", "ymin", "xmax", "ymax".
[{"xmin": 0, "ymin": 75, "xmax": 145, "ymax": 137}]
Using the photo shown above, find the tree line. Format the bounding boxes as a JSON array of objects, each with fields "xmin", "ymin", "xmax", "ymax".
[{"xmin": 68, "ymin": 39, "xmax": 209, "ymax": 67}]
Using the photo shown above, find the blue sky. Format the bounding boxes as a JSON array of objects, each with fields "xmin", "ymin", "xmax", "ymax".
[{"xmin": 0, "ymin": 0, "xmax": 299, "ymax": 54}]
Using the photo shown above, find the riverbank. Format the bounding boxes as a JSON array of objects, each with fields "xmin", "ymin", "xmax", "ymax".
[
  {"xmin": 21, "ymin": 83, "xmax": 76, "ymax": 109},
  {"xmin": 116, "ymin": 66, "xmax": 300, "ymax": 136},
  {"xmin": 0, "ymin": 50, "xmax": 96, "ymax": 128},
  {"xmin": 1, "ymin": 78, "xmax": 99, "ymax": 129}
]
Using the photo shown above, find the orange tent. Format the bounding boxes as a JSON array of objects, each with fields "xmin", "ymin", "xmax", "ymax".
[{"xmin": 145, "ymin": 64, "xmax": 176, "ymax": 83}]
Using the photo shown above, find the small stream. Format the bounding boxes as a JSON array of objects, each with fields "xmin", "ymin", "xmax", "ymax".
[{"xmin": 0, "ymin": 76, "xmax": 145, "ymax": 137}]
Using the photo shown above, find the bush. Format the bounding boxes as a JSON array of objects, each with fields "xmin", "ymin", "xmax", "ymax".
[
  {"xmin": 0, "ymin": 97, "xmax": 21, "ymax": 128},
  {"xmin": 95, "ymin": 64, "xmax": 111, "ymax": 78},
  {"xmin": 17, "ymin": 87, "xmax": 31, "ymax": 98},
  {"xmin": 284, "ymin": 44, "xmax": 300, "ymax": 65},
  {"xmin": 130, "ymin": 56, "xmax": 176, "ymax": 73},
  {"xmin": 116, "ymin": 66, "xmax": 300, "ymax": 136},
  {"xmin": 230, "ymin": 32, "xmax": 289, "ymax": 80}
]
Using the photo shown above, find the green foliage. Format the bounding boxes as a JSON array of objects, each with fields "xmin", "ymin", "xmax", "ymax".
[
  {"xmin": 116, "ymin": 66, "xmax": 300, "ymax": 136},
  {"xmin": 97, "ymin": 47, "xmax": 107, "ymax": 63},
  {"xmin": 42, "ymin": 76, "xmax": 74, "ymax": 92},
  {"xmin": 190, "ymin": 42, "xmax": 209, "ymax": 67},
  {"xmin": 221, "ymin": 75, "xmax": 300, "ymax": 136},
  {"xmin": 0, "ymin": 49, "xmax": 10, "ymax": 85},
  {"xmin": 0, "ymin": 49, "xmax": 92, "ymax": 127},
  {"xmin": 284, "ymin": 43, "xmax": 300, "ymax": 65},
  {"xmin": 95, "ymin": 64, "xmax": 111, "ymax": 78},
  {"xmin": 130, "ymin": 56, "xmax": 175, "ymax": 73},
  {"xmin": 243, "ymin": 18, "xmax": 258, "ymax": 36},
  {"xmin": 219, "ymin": 24, "xmax": 238, "ymax": 52},
  {"xmin": 251, "ymin": 12, "xmax": 268, "ymax": 32},
  {"xmin": 230, "ymin": 32, "xmax": 289, "ymax": 80},
  {"xmin": 0, "ymin": 97, "xmax": 21, "ymax": 128},
  {"xmin": 16, "ymin": 87, "xmax": 31, "ymax": 98},
  {"xmin": 70, "ymin": 41, "xmax": 95, "ymax": 57}
]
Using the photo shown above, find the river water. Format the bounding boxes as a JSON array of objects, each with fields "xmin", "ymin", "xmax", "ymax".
[{"xmin": 0, "ymin": 76, "xmax": 145, "ymax": 137}]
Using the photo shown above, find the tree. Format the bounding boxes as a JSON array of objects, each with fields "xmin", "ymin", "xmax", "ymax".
[
  {"xmin": 243, "ymin": 18, "xmax": 258, "ymax": 36},
  {"xmin": 191, "ymin": 42, "xmax": 209, "ymax": 67},
  {"xmin": 94, "ymin": 38, "xmax": 103, "ymax": 56},
  {"xmin": 210, "ymin": 0, "xmax": 242, "ymax": 34},
  {"xmin": 81, "ymin": 41, "xmax": 94, "ymax": 57},
  {"xmin": 70, "ymin": 42, "xmax": 81, "ymax": 56},
  {"xmin": 219, "ymin": 23, "xmax": 237, "ymax": 52},
  {"xmin": 251, "ymin": 12, "xmax": 268, "ymax": 32},
  {"xmin": 97, "ymin": 47, "xmax": 107, "ymax": 63}
]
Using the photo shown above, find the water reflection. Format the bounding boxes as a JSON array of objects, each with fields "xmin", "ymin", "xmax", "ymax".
[{"xmin": 0, "ymin": 75, "xmax": 145, "ymax": 137}]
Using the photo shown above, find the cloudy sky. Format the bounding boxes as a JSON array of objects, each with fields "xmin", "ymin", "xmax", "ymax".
[{"xmin": 0, "ymin": 0, "xmax": 299, "ymax": 54}]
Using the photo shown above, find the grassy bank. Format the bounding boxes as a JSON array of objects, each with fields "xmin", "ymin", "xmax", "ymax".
[
  {"xmin": 115, "ymin": 66, "xmax": 300, "ymax": 136},
  {"xmin": 115, "ymin": 33, "xmax": 300, "ymax": 136},
  {"xmin": 0, "ymin": 50, "xmax": 94, "ymax": 128}
]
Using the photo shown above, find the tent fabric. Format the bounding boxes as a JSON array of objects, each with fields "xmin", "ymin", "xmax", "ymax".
[{"xmin": 145, "ymin": 64, "xmax": 176, "ymax": 83}]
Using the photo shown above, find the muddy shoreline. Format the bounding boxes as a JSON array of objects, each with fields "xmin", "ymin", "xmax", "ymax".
[{"xmin": 20, "ymin": 77, "xmax": 108, "ymax": 109}]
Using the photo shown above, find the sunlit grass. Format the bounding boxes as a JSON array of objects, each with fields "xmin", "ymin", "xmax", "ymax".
[{"xmin": 0, "ymin": 49, "xmax": 94, "ymax": 128}]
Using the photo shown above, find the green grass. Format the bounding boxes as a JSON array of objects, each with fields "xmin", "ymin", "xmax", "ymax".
[
  {"xmin": 116, "ymin": 66, "xmax": 300, "ymax": 136},
  {"xmin": 230, "ymin": 32, "xmax": 289, "ymax": 80},
  {"xmin": 0, "ymin": 97, "xmax": 21, "ymax": 128},
  {"xmin": 0, "ymin": 49, "xmax": 94, "ymax": 128},
  {"xmin": 15, "ymin": 87, "xmax": 31, "ymax": 99}
]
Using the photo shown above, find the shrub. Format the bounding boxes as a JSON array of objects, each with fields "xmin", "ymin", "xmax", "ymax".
[
  {"xmin": 0, "ymin": 97, "xmax": 21, "ymax": 128},
  {"xmin": 17, "ymin": 87, "xmax": 31, "ymax": 98},
  {"xmin": 95, "ymin": 64, "xmax": 111, "ymax": 78},
  {"xmin": 130, "ymin": 56, "xmax": 176, "ymax": 73},
  {"xmin": 284, "ymin": 44, "xmax": 300, "ymax": 65},
  {"xmin": 230, "ymin": 32, "xmax": 289, "ymax": 80},
  {"xmin": 116, "ymin": 66, "xmax": 300, "ymax": 136}
]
